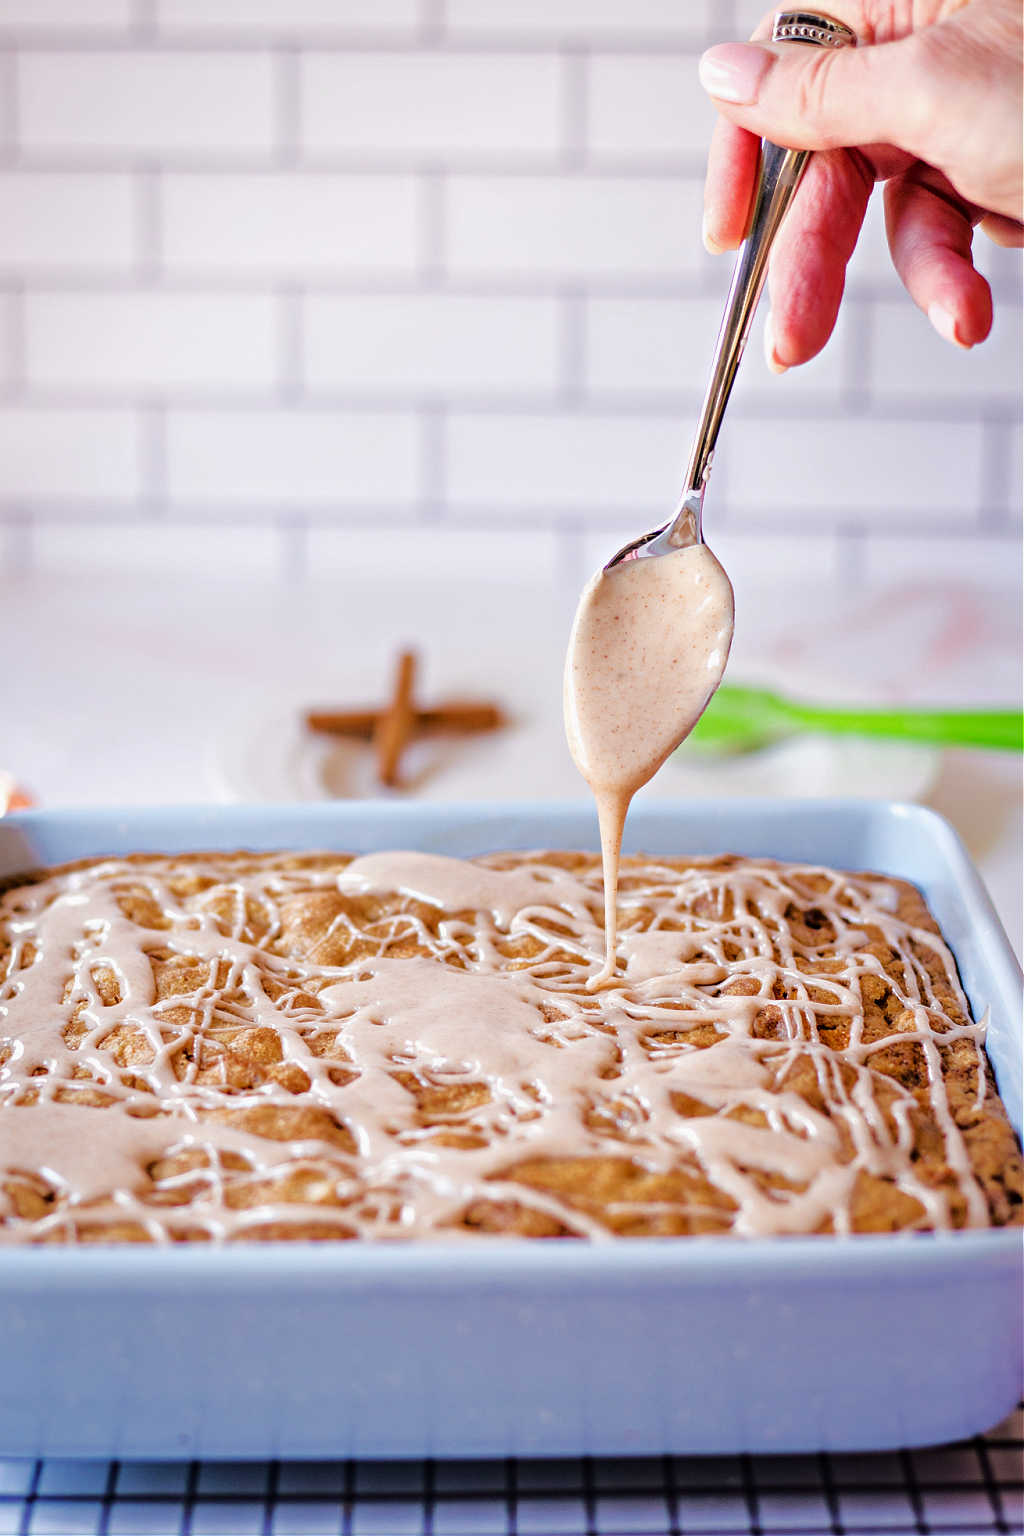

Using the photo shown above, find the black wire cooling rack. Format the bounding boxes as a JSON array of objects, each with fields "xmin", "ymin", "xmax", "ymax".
[{"xmin": 0, "ymin": 1403, "xmax": 1020, "ymax": 1535}]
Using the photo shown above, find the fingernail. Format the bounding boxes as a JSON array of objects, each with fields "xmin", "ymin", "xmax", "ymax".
[
  {"xmin": 928, "ymin": 302, "xmax": 969, "ymax": 349},
  {"xmin": 702, "ymin": 211, "xmax": 726, "ymax": 255},
  {"xmin": 699, "ymin": 43, "xmax": 773, "ymax": 105},
  {"xmin": 764, "ymin": 310, "xmax": 788, "ymax": 375}
]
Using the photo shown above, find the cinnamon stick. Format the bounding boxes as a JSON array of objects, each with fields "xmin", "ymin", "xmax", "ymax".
[
  {"xmin": 306, "ymin": 700, "xmax": 506, "ymax": 738},
  {"xmin": 373, "ymin": 649, "xmax": 418, "ymax": 787}
]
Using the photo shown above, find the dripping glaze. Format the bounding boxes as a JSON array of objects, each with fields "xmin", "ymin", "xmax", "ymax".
[{"xmin": 564, "ymin": 544, "xmax": 735, "ymax": 985}]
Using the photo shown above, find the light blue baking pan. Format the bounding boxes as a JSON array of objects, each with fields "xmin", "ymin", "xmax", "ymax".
[{"xmin": 0, "ymin": 800, "xmax": 1020, "ymax": 1460}]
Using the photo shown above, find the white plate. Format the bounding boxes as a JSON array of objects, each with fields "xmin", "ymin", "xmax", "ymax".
[
  {"xmin": 209, "ymin": 702, "xmax": 939, "ymax": 806},
  {"xmin": 671, "ymin": 732, "xmax": 939, "ymax": 800}
]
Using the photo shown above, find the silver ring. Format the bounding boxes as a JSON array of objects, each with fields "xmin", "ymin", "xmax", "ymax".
[{"xmin": 772, "ymin": 11, "xmax": 857, "ymax": 47}]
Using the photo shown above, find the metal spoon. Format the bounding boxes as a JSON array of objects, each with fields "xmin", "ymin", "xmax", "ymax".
[{"xmin": 606, "ymin": 9, "xmax": 857, "ymax": 568}]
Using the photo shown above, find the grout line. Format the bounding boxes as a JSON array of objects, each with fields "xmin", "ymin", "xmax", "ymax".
[
  {"xmin": 135, "ymin": 164, "xmax": 161, "ymax": 280},
  {"xmin": 559, "ymin": 286, "xmax": 586, "ymax": 403},
  {"xmin": 727, "ymin": 396, "xmax": 1020, "ymax": 424},
  {"xmin": 561, "ymin": 45, "xmax": 588, "ymax": 170},
  {"xmin": 979, "ymin": 417, "xmax": 1014, "ymax": 530},
  {"xmin": 844, "ymin": 294, "xmax": 872, "ymax": 412},
  {"xmin": 421, "ymin": 0, "xmax": 445, "ymax": 47},
  {"xmin": 0, "ymin": 34, "xmax": 721, "ymax": 56},
  {"xmin": 0, "ymin": 509, "xmax": 31, "ymax": 573},
  {"xmin": 0, "ymin": 499, "xmax": 431, "ymax": 525},
  {"xmin": 837, "ymin": 528, "xmax": 867, "ymax": 585},
  {"xmin": 132, "ymin": 0, "xmax": 158, "ymax": 40},
  {"xmin": 419, "ymin": 401, "xmax": 446, "ymax": 517},
  {"xmin": 2, "ymin": 386, "xmax": 1017, "ymax": 424},
  {"xmin": 276, "ymin": 43, "xmax": 301, "ymax": 166},
  {"xmin": 139, "ymin": 402, "xmax": 166, "ymax": 508},
  {"xmin": 0, "ymin": 49, "xmax": 16, "ymax": 154},
  {"xmin": 8, "ymin": 147, "xmax": 709, "ymax": 175},
  {"xmin": 418, "ymin": 167, "xmax": 445, "ymax": 283},
  {"xmin": 278, "ymin": 285, "xmax": 303, "ymax": 403},
  {"xmin": 716, "ymin": 0, "xmax": 741, "ymax": 41},
  {"xmin": 4, "ymin": 279, "xmax": 24, "ymax": 392},
  {"xmin": 3, "ymin": 500, "xmax": 1022, "ymax": 537},
  {"xmin": 1, "ymin": 270, "xmax": 1017, "ymax": 307}
]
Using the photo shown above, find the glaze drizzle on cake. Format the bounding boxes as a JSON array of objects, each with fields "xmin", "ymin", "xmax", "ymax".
[{"xmin": 0, "ymin": 849, "xmax": 1020, "ymax": 1243}]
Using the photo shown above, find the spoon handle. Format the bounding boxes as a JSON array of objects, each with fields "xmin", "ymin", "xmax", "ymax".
[
  {"xmin": 694, "ymin": 684, "xmax": 1024, "ymax": 753},
  {"xmin": 682, "ymin": 140, "xmax": 809, "ymax": 497},
  {"xmin": 676, "ymin": 11, "xmax": 856, "ymax": 524}
]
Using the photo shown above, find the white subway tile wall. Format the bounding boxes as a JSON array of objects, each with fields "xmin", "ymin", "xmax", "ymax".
[
  {"xmin": 585, "ymin": 55, "xmax": 718, "ymax": 160},
  {"xmin": 0, "ymin": 2, "xmax": 134, "ymax": 32},
  {"xmin": 0, "ymin": 406, "xmax": 140, "ymax": 499},
  {"xmin": 446, "ymin": 409, "xmax": 685, "ymax": 514},
  {"xmin": 166, "ymin": 408, "xmax": 421, "ymax": 506},
  {"xmin": 18, "ymin": 51, "xmax": 278, "ymax": 158},
  {"xmin": 444, "ymin": 2, "xmax": 716, "ymax": 40},
  {"xmin": 156, "ymin": 2, "xmax": 422, "ymax": 37},
  {"xmin": 25, "ymin": 290, "xmax": 280, "ymax": 392},
  {"xmin": 160, "ymin": 173, "xmax": 422, "ymax": 276},
  {"xmin": 300, "ymin": 54, "xmax": 565, "ymax": 161},
  {"xmin": 304, "ymin": 524, "xmax": 563, "ymax": 584},
  {"xmin": 30, "ymin": 517, "xmax": 286, "ymax": 573},
  {"xmin": 0, "ymin": 0, "xmax": 1017, "ymax": 593},
  {"xmin": 445, "ymin": 174, "xmax": 707, "ymax": 278},
  {"xmin": 303, "ymin": 293, "xmax": 561, "ymax": 396},
  {"xmin": 0, "ymin": 171, "xmax": 136, "ymax": 271},
  {"xmin": 725, "ymin": 418, "xmax": 987, "ymax": 522}
]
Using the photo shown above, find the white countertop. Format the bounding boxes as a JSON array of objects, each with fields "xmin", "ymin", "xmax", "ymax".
[{"xmin": 5, "ymin": 568, "xmax": 1021, "ymax": 960}]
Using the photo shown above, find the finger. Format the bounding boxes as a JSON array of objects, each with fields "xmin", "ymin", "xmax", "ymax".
[
  {"xmin": 702, "ymin": 7, "xmax": 776, "ymax": 254},
  {"xmin": 979, "ymin": 212, "xmax": 1024, "ymax": 248},
  {"xmin": 698, "ymin": 32, "xmax": 925, "ymax": 155},
  {"xmin": 703, "ymin": 115, "xmax": 761, "ymax": 252},
  {"xmin": 884, "ymin": 171, "xmax": 993, "ymax": 347},
  {"xmin": 764, "ymin": 148, "xmax": 874, "ymax": 367}
]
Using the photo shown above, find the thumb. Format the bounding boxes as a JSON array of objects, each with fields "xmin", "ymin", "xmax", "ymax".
[{"xmin": 697, "ymin": 33, "xmax": 933, "ymax": 158}]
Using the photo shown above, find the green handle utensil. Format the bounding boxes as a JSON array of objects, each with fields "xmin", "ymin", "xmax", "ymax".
[{"xmin": 687, "ymin": 684, "xmax": 1024, "ymax": 756}]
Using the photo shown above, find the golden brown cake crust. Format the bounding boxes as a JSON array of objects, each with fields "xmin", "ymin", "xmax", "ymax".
[{"xmin": 0, "ymin": 848, "xmax": 1020, "ymax": 1243}]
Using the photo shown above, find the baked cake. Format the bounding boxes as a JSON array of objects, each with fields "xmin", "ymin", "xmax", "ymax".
[{"xmin": 0, "ymin": 848, "xmax": 1020, "ymax": 1243}]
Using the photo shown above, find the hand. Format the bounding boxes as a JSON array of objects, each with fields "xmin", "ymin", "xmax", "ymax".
[{"xmin": 699, "ymin": 1, "xmax": 1023, "ymax": 370}]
